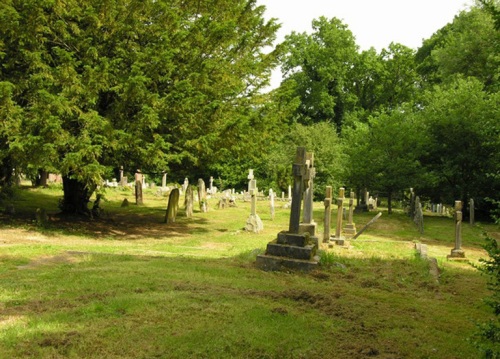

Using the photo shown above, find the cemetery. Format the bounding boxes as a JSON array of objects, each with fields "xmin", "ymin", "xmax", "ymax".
[
  {"xmin": 0, "ymin": 152, "xmax": 498, "ymax": 358},
  {"xmin": 0, "ymin": 1, "xmax": 498, "ymax": 358}
]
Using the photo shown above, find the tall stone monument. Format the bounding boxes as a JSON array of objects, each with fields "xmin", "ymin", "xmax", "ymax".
[
  {"xmin": 331, "ymin": 187, "xmax": 346, "ymax": 245},
  {"xmin": 256, "ymin": 147, "xmax": 319, "ymax": 271},
  {"xmin": 299, "ymin": 152, "xmax": 316, "ymax": 236},
  {"xmin": 448, "ymin": 200, "xmax": 466, "ymax": 260},
  {"xmin": 198, "ymin": 178, "xmax": 207, "ymax": 213},
  {"xmin": 135, "ymin": 170, "xmax": 143, "ymax": 205},
  {"xmin": 323, "ymin": 186, "xmax": 332, "ymax": 243}
]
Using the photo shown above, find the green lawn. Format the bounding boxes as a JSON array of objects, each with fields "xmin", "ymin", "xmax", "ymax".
[{"xmin": 0, "ymin": 184, "xmax": 497, "ymax": 358}]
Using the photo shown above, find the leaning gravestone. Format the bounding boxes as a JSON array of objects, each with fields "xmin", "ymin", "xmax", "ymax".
[
  {"xmin": 165, "ymin": 188, "xmax": 180, "ymax": 223},
  {"xmin": 185, "ymin": 185, "xmax": 194, "ymax": 218},
  {"xmin": 256, "ymin": 147, "xmax": 319, "ymax": 271}
]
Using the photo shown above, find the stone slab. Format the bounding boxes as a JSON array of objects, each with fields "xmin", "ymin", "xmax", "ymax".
[
  {"xmin": 266, "ymin": 242, "xmax": 316, "ymax": 260},
  {"xmin": 277, "ymin": 232, "xmax": 310, "ymax": 246},
  {"xmin": 299, "ymin": 223, "xmax": 317, "ymax": 236},
  {"xmin": 256, "ymin": 254, "xmax": 319, "ymax": 272}
]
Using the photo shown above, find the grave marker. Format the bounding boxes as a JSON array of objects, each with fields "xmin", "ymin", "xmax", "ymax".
[
  {"xmin": 135, "ymin": 170, "xmax": 143, "ymax": 205},
  {"xmin": 448, "ymin": 201, "xmax": 466, "ymax": 260},
  {"xmin": 165, "ymin": 188, "xmax": 180, "ymax": 223},
  {"xmin": 323, "ymin": 186, "xmax": 332, "ymax": 243},
  {"xmin": 344, "ymin": 191, "xmax": 357, "ymax": 237}
]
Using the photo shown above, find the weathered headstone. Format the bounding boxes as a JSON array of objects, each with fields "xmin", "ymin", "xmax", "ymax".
[
  {"xmin": 414, "ymin": 196, "xmax": 424, "ymax": 234},
  {"xmin": 165, "ymin": 188, "xmax": 180, "ymax": 223},
  {"xmin": 256, "ymin": 147, "xmax": 319, "ymax": 271},
  {"xmin": 448, "ymin": 201, "xmax": 466, "ymax": 260},
  {"xmin": 182, "ymin": 178, "xmax": 189, "ymax": 193},
  {"xmin": 119, "ymin": 166, "xmax": 124, "ymax": 186},
  {"xmin": 185, "ymin": 185, "xmax": 193, "ymax": 218},
  {"xmin": 198, "ymin": 179, "xmax": 207, "ymax": 212},
  {"xmin": 209, "ymin": 176, "xmax": 214, "ymax": 194},
  {"xmin": 245, "ymin": 179, "xmax": 263, "ymax": 233},
  {"xmin": 135, "ymin": 170, "xmax": 143, "ymax": 205},
  {"xmin": 344, "ymin": 191, "xmax": 357, "ymax": 237},
  {"xmin": 121, "ymin": 198, "xmax": 129, "ymax": 207},
  {"xmin": 269, "ymin": 189, "xmax": 275, "ymax": 221},
  {"xmin": 409, "ymin": 188, "xmax": 415, "ymax": 218},
  {"xmin": 161, "ymin": 172, "xmax": 167, "ymax": 189},
  {"xmin": 323, "ymin": 186, "xmax": 332, "ymax": 243}
]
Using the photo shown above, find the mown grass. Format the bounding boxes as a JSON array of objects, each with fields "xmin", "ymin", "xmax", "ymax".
[{"xmin": 0, "ymin": 184, "xmax": 498, "ymax": 358}]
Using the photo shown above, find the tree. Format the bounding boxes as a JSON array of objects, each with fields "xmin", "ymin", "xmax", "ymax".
[
  {"xmin": 0, "ymin": 0, "xmax": 280, "ymax": 214},
  {"xmin": 417, "ymin": 77, "xmax": 500, "ymax": 217},
  {"xmin": 280, "ymin": 17, "xmax": 359, "ymax": 130}
]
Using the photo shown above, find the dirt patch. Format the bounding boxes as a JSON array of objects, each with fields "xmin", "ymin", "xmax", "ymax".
[{"xmin": 17, "ymin": 252, "xmax": 83, "ymax": 270}]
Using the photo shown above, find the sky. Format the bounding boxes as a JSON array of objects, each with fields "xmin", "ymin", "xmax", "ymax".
[{"xmin": 257, "ymin": 0, "xmax": 473, "ymax": 88}]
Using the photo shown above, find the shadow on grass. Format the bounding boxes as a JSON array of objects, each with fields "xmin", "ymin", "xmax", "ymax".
[{"xmin": 0, "ymin": 186, "xmax": 209, "ymax": 240}]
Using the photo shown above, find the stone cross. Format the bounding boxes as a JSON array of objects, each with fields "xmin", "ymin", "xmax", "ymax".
[
  {"xmin": 288, "ymin": 147, "xmax": 309, "ymax": 234},
  {"xmin": 448, "ymin": 200, "xmax": 466, "ymax": 259},
  {"xmin": 335, "ymin": 187, "xmax": 345, "ymax": 239},
  {"xmin": 302, "ymin": 152, "xmax": 315, "ymax": 224},
  {"xmin": 245, "ymin": 178, "xmax": 263, "ymax": 233},
  {"xmin": 247, "ymin": 169, "xmax": 254, "ymax": 193},
  {"xmin": 323, "ymin": 186, "xmax": 332, "ymax": 243},
  {"xmin": 344, "ymin": 191, "xmax": 357, "ymax": 236},
  {"xmin": 249, "ymin": 179, "xmax": 257, "ymax": 216}
]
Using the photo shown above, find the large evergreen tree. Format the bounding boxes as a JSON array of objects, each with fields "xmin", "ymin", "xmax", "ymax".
[{"xmin": 0, "ymin": 0, "xmax": 280, "ymax": 214}]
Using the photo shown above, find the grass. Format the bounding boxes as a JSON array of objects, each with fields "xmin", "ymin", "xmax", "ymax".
[{"xmin": 0, "ymin": 184, "xmax": 498, "ymax": 358}]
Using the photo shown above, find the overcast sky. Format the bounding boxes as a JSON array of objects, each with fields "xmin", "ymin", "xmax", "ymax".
[{"xmin": 257, "ymin": 0, "xmax": 473, "ymax": 88}]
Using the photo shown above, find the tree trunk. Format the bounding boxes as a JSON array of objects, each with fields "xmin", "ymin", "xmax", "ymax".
[
  {"xmin": 387, "ymin": 191, "xmax": 393, "ymax": 215},
  {"xmin": 0, "ymin": 155, "xmax": 14, "ymax": 189},
  {"xmin": 35, "ymin": 170, "xmax": 48, "ymax": 187},
  {"xmin": 61, "ymin": 175, "xmax": 93, "ymax": 216}
]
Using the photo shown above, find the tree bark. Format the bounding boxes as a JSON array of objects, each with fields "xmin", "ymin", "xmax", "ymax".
[{"xmin": 61, "ymin": 175, "xmax": 93, "ymax": 216}]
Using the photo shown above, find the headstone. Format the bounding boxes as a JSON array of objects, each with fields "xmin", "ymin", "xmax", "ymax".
[
  {"xmin": 119, "ymin": 166, "xmax": 124, "ymax": 186},
  {"xmin": 409, "ymin": 188, "xmax": 415, "ymax": 218},
  {"xmin": 469, "ymin": 198, "xmax": 475, "ymax": 225},
  {"xmin": 299, "ymin": 152, "xmax": 316, "ymax": 236},
  {"xmin": 162, "ymin": 172, "xmax": 167, "ymax": 189},
  {"xmin": 448, "ymin": 201, "xmax": 466, "ymax": 260},
  {"xmin": 245, "ymin": 179, "xmax": 263, "ymax": 233},
  {"xmin": 165, "ymin": 188, "xmax": 180, "ymax": 223},
  {"xmin": 256, "ymin": 147, "xmax": 319, "ymax": 272},
  {"xmin": 135, "ymin": 170, "xmax": 143, "ymax": 205},
  {"xmin": 414, "ymin": 196, "xmax": 424, "ymax": 234},
  {"xmin": 365, "ymin": 191, "xmax": 370, "ymax": 209},
  {"xmin": 344, "ymin": 191, "xmax": 357, "ymax": 237},
  {"xmin": 209, "ymin": 176, "xmax": 214, "ymax": 194},
  {"xmin": 197, "ymin": 179, "xmax": 207, "ymax": 212},
  {"xmin": 185, "ymin": 185, "xmax": 194, "ymax": 218},
  {"xmin": 331, "ymin": 187, "xmax": 346, "ymax": 245},
  {"xmin": 288, "ymin": 185, "xmax": 292, "ymax": 201},
  {"xmin": 269, "ymin": 189, "xmax": 275, "ymax": 221},
  {"xmin": 323, "ymin": 186, "xmax": 332, "ymax": 243},
  {"xmin": 182, "ymin": 178, "xmax": 189, "ymax": 193},
  {"xmin": 35, "ymin": 208, "xmax": 48, "ymax": 226},
  {"xmin": 121, "ymin": 198, "xmax": 129, "ymax": 207}
]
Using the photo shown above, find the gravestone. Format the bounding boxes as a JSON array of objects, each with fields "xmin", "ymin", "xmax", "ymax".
[
  {"xmin": 323, "ymin": 186, "xmax": 332, "ymax": 243},
  {"xmin": 343, "ymin": 191, "xmax": 357, "ymax": 237},
  {"xmin": 409, "ymin": 188, "xmax": 415, "ymax": 218},
  {"xmin": 119, "ymin": 166, "xmax": 124, "ymax": 186},
  {"xmin": 198, "ymin": 179, "xmax": 207, "ymax": 212},
  {"xmin": 209, "ymin": 176, "xmax": 214, "ymax": 194},
  {"xmin": 247, "ymin": 169, "xmax": 254, "ymax": 193},
  {"xmin": 121, "ymin": 198, "xmax": 129, "ymax": 207},
  {"xmin": 135, "ymin": 170, "xmax": 143, "ymax": 205},
  {"xmin": 162, "ymin": 172, "xmax": 167, "ymax": 189},
  {"xmin": 165, "ymin": 188, "xmax": 180, "ymax": 223},
  {"xmin": 182, "ymin": 178, "xmax": 189, "ymax": 193},
  {"xmin": 245, "ymin": 179, "xmax": 263, "ymax": 233},
  {"xmin": 299, "ymin": 152, "xmax": 316, "ymax": 236},
  {"xmin": 256, "ymin": 147, "xmax": 319, "ymax": 271},
  {"xmin": 448, "ymin": 201, "xmax": 466, "ymax": 260},
  {"xmin": 185, "ymin": 185, "xmax": 194, "ymax": 218},
  {"xmin": 331, "ymin": 187, "xmax": 346, "ymax": 245},
  {"xmin": 414, "ymin": 196, "xmax": 424, "ymax": 234},
  {"xmin": 269, "ymin": 189, "xmax": 275, "ymax": 221}
]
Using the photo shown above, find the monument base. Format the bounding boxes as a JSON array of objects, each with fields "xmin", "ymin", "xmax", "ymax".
[
  {"xmin": 257, "ymin": 231, "xmax": 319, "ymax": 272},
  {"xmin": 245, "ymin": 214, "xmax": 264, "ymax": 233},
  {"xmin": 299, "ymin": 222, "xmax": 317, "ymax": 237},
  {"xmin": 343, "ymin": 223, "xmax": 357, "ymax": 237},
  {"xmin": 329, "ymin": 236, "xmax": 349, "ymax": 247},
  {"xmin": 447, "ymin": 249, "xmax": 467, "ymax": 261}
]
